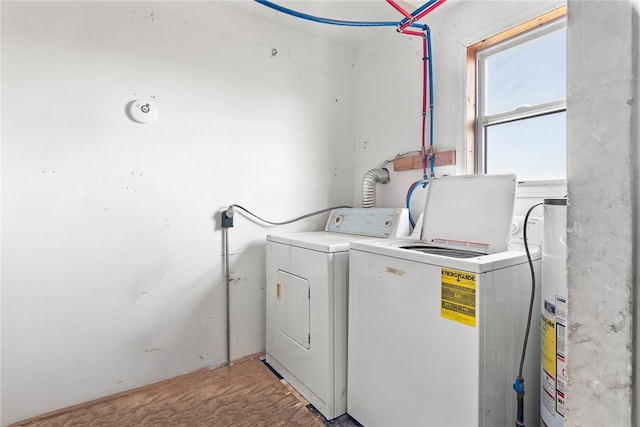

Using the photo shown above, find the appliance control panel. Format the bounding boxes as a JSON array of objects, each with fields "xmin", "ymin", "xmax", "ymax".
[
  {"xmin": 510, "ymin": 215, "xmax": 543, "ymax": 248},
  {"xmin": 325, "ymin": 208, "xmax": 410, "ymax": 238}
]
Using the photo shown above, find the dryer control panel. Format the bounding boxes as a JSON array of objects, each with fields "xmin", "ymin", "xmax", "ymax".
[{"xmin": 325, "ymin": 208, "xmax": 410, "ymax": 238}]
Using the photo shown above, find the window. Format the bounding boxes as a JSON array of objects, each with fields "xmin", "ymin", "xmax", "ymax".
[{"xmin": 467, "ymin": 7, "xmax": 567, "ymax": 183}]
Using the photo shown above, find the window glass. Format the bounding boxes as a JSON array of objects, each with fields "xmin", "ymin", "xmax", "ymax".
[
  {"xmin": 474, "ymin": 14, "xmax": 567, "ymax": 183},
  {"xmin": 485, "ymin": 112, "xmax": 566, "ymax": 181},
  {"xmin": 485, "ymin": 27, "xmax": 566, "ymax": 115}
]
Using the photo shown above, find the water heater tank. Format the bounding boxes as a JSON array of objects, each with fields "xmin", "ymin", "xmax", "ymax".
[{"xmin": 540, "ymin": 198, "xmax": 567, "ymax": 427}]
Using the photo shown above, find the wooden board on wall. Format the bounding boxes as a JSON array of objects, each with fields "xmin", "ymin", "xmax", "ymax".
[{"xmin": 393, "ymin": 150, "xmax": 456, "ymax": 171}]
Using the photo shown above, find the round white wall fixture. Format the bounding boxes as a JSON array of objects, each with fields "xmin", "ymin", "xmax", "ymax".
[{"xmin": 128, "ymin": 99, "xmax": 158, "ymax": 124}]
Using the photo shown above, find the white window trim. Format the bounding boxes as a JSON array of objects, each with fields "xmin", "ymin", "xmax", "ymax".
[{"xmin": 481, "ymin": 99, "xmax": 566, "ymax": 128}]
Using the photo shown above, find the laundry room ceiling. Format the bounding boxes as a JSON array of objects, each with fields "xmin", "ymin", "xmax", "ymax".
[{"xmin": 222, "ymin": 0, "xmax": 453, "ymax": 49}]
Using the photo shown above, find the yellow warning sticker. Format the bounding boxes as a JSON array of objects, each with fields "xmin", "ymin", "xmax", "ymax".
[
  {"xmin": 541, "ymin": 312, "xmax": 557, "ymax": 416},
  {"xmin": 441, "ymin": 268, "xmax": 476, "ymax": 327},
  {"xmin": 541, "ymin": 313, "xmax": 556, "ymax": 379}
]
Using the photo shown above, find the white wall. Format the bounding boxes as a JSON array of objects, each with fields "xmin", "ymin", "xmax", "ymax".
[
  {"xmin": 353, "ymin": 0, "xmax": 564, "ymax": 220},
  {"xmin": 9, "ymin": 1, "xmax": 636, "ymax": 425},
  {"xmin": 1, "ymin": 1, "xmax": 355, "ymax": 424}
]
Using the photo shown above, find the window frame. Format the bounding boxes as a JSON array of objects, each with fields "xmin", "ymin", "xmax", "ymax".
[{"xmin": 466, "ymin": 6, "xmax": 567, "ymax": 186}]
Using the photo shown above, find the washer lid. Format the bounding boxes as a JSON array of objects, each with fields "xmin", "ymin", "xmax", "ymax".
[{"xmin": 420, "ymin": 174, "xmax": 517, "ymax": 253}]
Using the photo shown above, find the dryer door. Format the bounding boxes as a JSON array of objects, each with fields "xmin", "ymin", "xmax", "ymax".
[
  {"xmin": 266, "ymin": 240, "xmax": 346, "ymax": 419},
  {"xmin": 276, "ymin": 270, "xmax": 310, "ymax": 349}
]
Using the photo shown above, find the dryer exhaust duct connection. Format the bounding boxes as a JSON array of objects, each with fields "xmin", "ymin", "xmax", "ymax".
[{"xmin": 361, "ymin": 168, "xmax": 390, "ymax": 208}]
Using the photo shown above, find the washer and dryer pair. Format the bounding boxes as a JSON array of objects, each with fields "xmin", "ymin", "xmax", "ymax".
[
  {"xmin": 266, "ymin": 174, "xmax": 541, "ymax": 426},
  {"xmin": 265, "ymin": 208, "xmax": 410, "ymax": 420}
]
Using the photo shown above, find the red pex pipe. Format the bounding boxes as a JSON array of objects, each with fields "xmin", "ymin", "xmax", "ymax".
[
  {"xmin": 386, "ymin": 0, "xmax": 414, "ymax": 20},
  {"xmin": 413, "ymin": 0, "xmax": 447, "ymax": 22},
  {"xmin": 398, "ymin": 0, "xmax": 446, "ymax": 31},
  {"xmin": 395, "ymin": 27, "xmax": 428, "ymax": 176},
  {"xmin": 421, "ymin": 35, "xmax": 428, "ymax": 177},
  {"xmin": 399, "ymin": 20, "xmax": 413, "ymax": 31},
  {"xmin": 388, "ymin": 0, "xmax": 442, "ymax": 178},
  {"xmin": 399, "ymin": 28, "xmax": 426, "ymax": 37}
]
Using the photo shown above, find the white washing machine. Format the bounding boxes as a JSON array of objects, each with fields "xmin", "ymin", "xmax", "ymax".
[
  {"xmin": 266, "ymin": 208, "xmax": 410, "ymax": 420},
  {"xmin": 347, "ymin": 175, "xmax": 542, "ymax": 427}
]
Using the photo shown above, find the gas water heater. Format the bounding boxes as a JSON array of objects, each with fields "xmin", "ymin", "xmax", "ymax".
[{"xmin": 540, "ymin": 198, "xmax": 567, "ymax": 427}]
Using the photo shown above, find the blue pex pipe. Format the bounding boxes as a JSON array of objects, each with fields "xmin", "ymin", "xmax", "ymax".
[
  {"xmin": 399, "ymin": 0, "xmax": 440, "ymax": 26},
  {"xmin": 406, "ymin": 179, "xmax": 428, "ymax": 227},
  {"xmin": 254, "ymin": 0, "xmax": 436, "ymax": 179},
  {"xmin": 426, "ymin": 28, "xmax": 435, "ymax": 177},
  {"xmin": 254, "ymin": 0, "xmax": 428, "ymax": 29}
]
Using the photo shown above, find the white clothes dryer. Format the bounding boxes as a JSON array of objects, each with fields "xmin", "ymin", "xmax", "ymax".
[
  {"xmin": 266, "ymin": 208, "xmax": 410, "ymax": 420},
  {"xmin": 347, "ymin": 175, "xmax": 542, "ymax": 427}
]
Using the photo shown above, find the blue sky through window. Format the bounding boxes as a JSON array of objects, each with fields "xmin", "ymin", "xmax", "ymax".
[
  {"xmin": 486, "ymin": 112, "xmax": 566, "ymax": 181},
  {"xmin": 486, "ymin": 27, "xmax": 566, "ymax": 115},
  {"xmin": 481, "ymin": 24, "xmax": 566, "ymax": 181}
]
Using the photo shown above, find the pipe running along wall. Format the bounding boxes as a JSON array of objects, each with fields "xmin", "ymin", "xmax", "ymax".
[
  {"xmin": 254, "ymin": 0, "xmax": 438, "ymax": 29},
  {"xmin": 254, "ymin": 0, "xmax": 443, "ymax": 183},
  {"xmin": 382, "ymin": 0, "xmax": 442, "ymax": 226}
]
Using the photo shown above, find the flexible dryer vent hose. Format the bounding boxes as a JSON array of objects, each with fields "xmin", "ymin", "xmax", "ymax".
[{"xmin": 361, "ymin": 168, "xmax": 390, "ymax": 208}]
